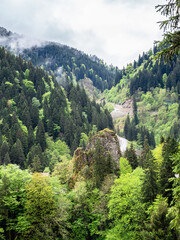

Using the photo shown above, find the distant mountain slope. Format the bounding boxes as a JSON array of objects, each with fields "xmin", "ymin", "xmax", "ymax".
[
  {"xmin": 103, "ymin": 49, "xmax": 180, "ymax": 145},
  {"xmin": 0, "ymin": 27, "xmax": 116, "ymax": 91}
]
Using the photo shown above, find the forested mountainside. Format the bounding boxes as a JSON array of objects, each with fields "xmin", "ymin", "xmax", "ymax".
[
  {"xmin": 0, "ymin": 27, "xmax": 116, "ymax": 91},
  {"xmin": 0, "ymin": 47, "xmax": 113, "ymax": 169},
  {"xmin": 104, "ymin": 47, "xmax": 180, "ymax": 145},
  {"xmin": 0, "ymin": 24, "xmax": 180, "ymax": 240}
]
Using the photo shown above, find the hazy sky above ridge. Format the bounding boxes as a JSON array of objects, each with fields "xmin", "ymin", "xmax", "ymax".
[{"xmin": 0, "ymin": 0, "xmax": 165, "ymax": 67}]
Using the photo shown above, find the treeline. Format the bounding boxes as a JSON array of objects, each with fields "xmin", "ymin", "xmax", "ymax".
[
  {"xmin": 0, "ymin": 47, "xmax": 113, "ymax": 170},
  {"xmin": 22, "ymin": 43, "xmax": 116, "ymax": 91},
  {"xmin": 129, "ymin": 52, "xmax": 180, "ymax": 96}
]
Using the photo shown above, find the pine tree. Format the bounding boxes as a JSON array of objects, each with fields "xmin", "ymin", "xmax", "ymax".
[
  {"xmin": 124, "ymin": 114, "xmax": 130, "ymax": 139},
  {"xmin": 106, "ymin": 153, "xmax": 115, "ymax": 174},
  {"xmin": 10, "ymin": 139, "xmax": 25, "ymax": 168},
  {"xmin": 159, "ymin": 137, "xmax": 178, "ymax": 204},
  {"xmin": 0, "ymin": 141, "xmax": 9, "ymax": 162},
  {"xmin": 31, "ymin": 155, "xmax": 43, "ymax": 172},
  {"xmin": 125, "ymin": 144, "xmax": 138, "ymax": 169},
  {"xmin": 93, "ymin": 139, "xmax": 106, "ymax": 187},
  {"xmin": 133, "ymin": 95, "xmax": 137, "ymax": 115},
  {"xmin": 139, "ymin": 136, "xmax": 150, "ymax": 169},
  {"xmin": 4, "ymin": 152, "xmax": 11, "ymax": 165},
  {"xmin": 141, "ymin": 151, "xmax": 158, "ymax": 204},
  {"xmin": 36, "ymin": 121, "xmax": 46, "ymax": 151},
  {"xmin": 28, "ymin": 126, "xmax": 35, "ymax": 149}
]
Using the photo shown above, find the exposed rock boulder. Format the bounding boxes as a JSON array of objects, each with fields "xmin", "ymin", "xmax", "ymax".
[
  {"xmin": 73, "ymin": 129, "xmax": 121, "ymax": 173},
  {"xmin": 71, "ymin": 128, "xmax": 121, "ymax": 187},
  {"xmin": 86, "ymin": 128, "xmax": 121, "ymax": 165}
]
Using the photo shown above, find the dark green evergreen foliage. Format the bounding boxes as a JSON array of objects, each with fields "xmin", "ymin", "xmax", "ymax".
[
  {"xmin": 124, "ymin": 114, "xmax": 155, "ymax": 147},
  {"xmin": 3, "ymin": 152, "xmax": 10, "ymax": 165},
  {"xmin": 93, "ymin": 140, "xmax": 116, "ymax": 187},
  {"xmin": 142, "ymin": 197, "xmax": 178, "ymax": 240},
  {"xmin": 0, "ymin": 141, "xmax": 9, "ymax": 164},
  {"xmin": 141, "ymin": 150, "xmax": 158, "ymax": 204},
  {"xmin": 178, "ymin": 101, "xmax": 180, "ymax": 117},
  {"xmin": 125, "ymin": 144, "xmax": 138, "ymax": 169},
  {"xmin": 0, "ymin": 47, "xmax": 113, "ymax": 168},
  {"xmin": 133, "ymin": 95, "xmax": 137, "ymax": 115},
  {"xmin": 93, "ymin": 139, "xmax": 107, "ymax": 187},
  {"xmin": 124, "ymin": 114, "xmax": 130, "ymax": 139},
  {"xmin": 139, "ymin": 137, "xmax": 151, "ymax": 169},
  {"xmin": 28, "ymin": 126, "xmax": 35, "ymax": 149},
  {"xmin": 159, "ymin": 137, "xmax": 178, "ymax": 204},
  {"xmin": 36, "ymin": 120, "xmax": 46, "ymax": 152},
  {"xmin": 129, "ymin": 52, "xmax": 179, "ymax": 95},
  {"xmin": 10, "ymin": 139, "xmax": 26, "ymax": 168},
  {"xmin": 132, "ymin": 95, "xmax": 139, "ymax": 125},
  {"xmin": 170, "ymin": 121, "xmax": 180, "ymax": 140},
  {"xmin": 22, "ymin": 43, "xmax": 116, "ymax": 91}
]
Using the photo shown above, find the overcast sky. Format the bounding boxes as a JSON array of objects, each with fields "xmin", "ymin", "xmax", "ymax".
[{"xmin": 0, "ymin": 0, "xmax": 165, "ymax": 68}]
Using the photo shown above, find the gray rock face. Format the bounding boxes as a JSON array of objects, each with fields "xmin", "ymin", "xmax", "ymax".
[{"xmin": 86, "ymin": 128, "xmax": 121, "ymax": 165}]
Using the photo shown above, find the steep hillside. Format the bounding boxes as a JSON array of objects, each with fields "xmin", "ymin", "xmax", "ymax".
[
  {"xmin": 103, "ymin": 48, "xmax": 180, "ymax": 145},
  {"xmin": 0, "ymin": 47, "xmax": 113, "ymax": 170}
]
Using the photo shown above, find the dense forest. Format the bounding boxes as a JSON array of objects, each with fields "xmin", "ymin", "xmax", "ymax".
[
  {"xmin": 0, "ymin": 47, "xmax": 113, "ymax": 167},
  {"xmin": 104, "ymin": 47, "xmax": 180, "ymax": 145},
  {"xmin": 0, "ymin": 9, "xmax": 180, "ymax": 238}
]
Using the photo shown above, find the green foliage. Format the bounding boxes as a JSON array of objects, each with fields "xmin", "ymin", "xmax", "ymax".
[
  {"xmin": 142, "ymin": 195, "xmax": 178, "ymax": 239},
  {"xmin": 107, "ymin": 167, "xmax": 145, "ymax": 239},
  {"xmin": 79, "ymin": 132, "xmax": 88, "ymax": 149},
  {"xmin": 0, "ymin": 165, "xmax": 32, "ymax": 239},
  {"xmin": 24, "ymin": 173, "xmax": 56, "ymax": 239},
  {"xmin": 119, "ymin": 157, "xmax": 132, "ymax": 175},
  {"xmin": 155, "ymin": 0, "xmax": 180, "ymax": 61}
]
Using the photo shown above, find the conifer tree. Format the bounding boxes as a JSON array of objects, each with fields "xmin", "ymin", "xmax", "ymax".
[
  {"xmin": 124, "ymin": 114, "xmax": 130, "ymax": 139},
  {"xmin": 125, "ymin": 144, "xmax": 138, "ymax": 169},
  {"xmin": 10, "ymin": 139, "xmax": 26, "ymax": 168},
  {"xmin": 159, "ymin": 137, "xmax": 178, "ymax": 204},
  {"xmin": 139, "ymin": 136, "xmax": 151, "ymax": 169},
  {"xmin": 141, "ymin": 151, "xmax": 158, "ymax": 204},
  {"xmin": 36, "ymin": 121, "xmax": 46, "ymax": 152},
  {"xmin": 4, "ymin": 152, "xmax": 11, "ymax": 165},
  {"xmin": 93, "ymin": 139, "xmax": 106, "ymax": 187},
  {"xmin": 0, "ymin": 141, "xmax": 9, "ymax": 163},
  {"xmin": 28, "ymin": 126, "xmax": 35, "ymax": 149},
  {"xmin": 31, "ymin": 155, "xmax": 43, "ymax": 172}
]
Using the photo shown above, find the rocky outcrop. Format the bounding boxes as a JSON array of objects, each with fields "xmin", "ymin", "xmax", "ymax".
[
  {"xmin": 73, "ymin": 129, "xmax": 121, "ymax": 172},
  {"xmin": 86, "ymin": 128, "xmax": 121, "ymax": 165},
  {"xmin": 71, "ymin": 128, "xmax": 121, "ymax": 187}
]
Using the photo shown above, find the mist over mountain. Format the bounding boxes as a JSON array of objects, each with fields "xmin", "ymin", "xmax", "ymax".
[
  {"xmin": 0, "ymin": 27, "xmax": 116, "ymax": 91},
  {"xmin": 0, "ymin": 19, "xmax": 180, "ymax": 240}
]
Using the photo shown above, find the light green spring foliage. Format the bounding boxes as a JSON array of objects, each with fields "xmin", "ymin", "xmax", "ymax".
[
  {"xmin": 142, "ymin": 195, "xmax": 177, "ymax": 239},
  {"xmin": 0, "ymin": 165, "xmax": 32, "ymax": 237},
  {"xmin": 45, "ymin": 135, "xmax": 71, "ymax": 171},
  {"xmin": 119, "ymin": 157, "xmax": 132, "ymax": 175},
  {"xmin": 152, "ymin": 143, "xmax": 164, "ymax": 170},
  {"xmin": 169, "ymin": 150, "xmax": 180, "ymax": 235},
  {"xmin": 24, "ymin": 69, "xmax": 30, "ymax": 79},
  {"xmin": 22, "ymin": 79, "xmax": 35, "ymax": 90},
  {"xmin": 42, "ymin": 91, "xmax": 51, "ymax": 104},
  {"xmin": 79, "ymin": 132, "xmax": 89, "ymax": 148},
  {"xmin": 107, "ymin": 167, "xmax": 145, "ymax": 240},
  {"xmin": 138, "ymin": 87, "xmax": 178, "ymax": 144}
]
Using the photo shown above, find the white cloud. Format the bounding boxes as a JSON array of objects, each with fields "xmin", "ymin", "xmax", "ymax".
[{"xmin": 0, "ymin": 0, "xmax": 165, "ymax": 67}]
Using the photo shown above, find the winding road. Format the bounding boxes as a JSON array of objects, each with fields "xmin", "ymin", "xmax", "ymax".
[
  {"xmin": 110, "ymin": 104, "xmax": 130, "ymax": 153},
  {"xmin": 117, "ymin": 135, "xmax": 128, "ymax": 153}
]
